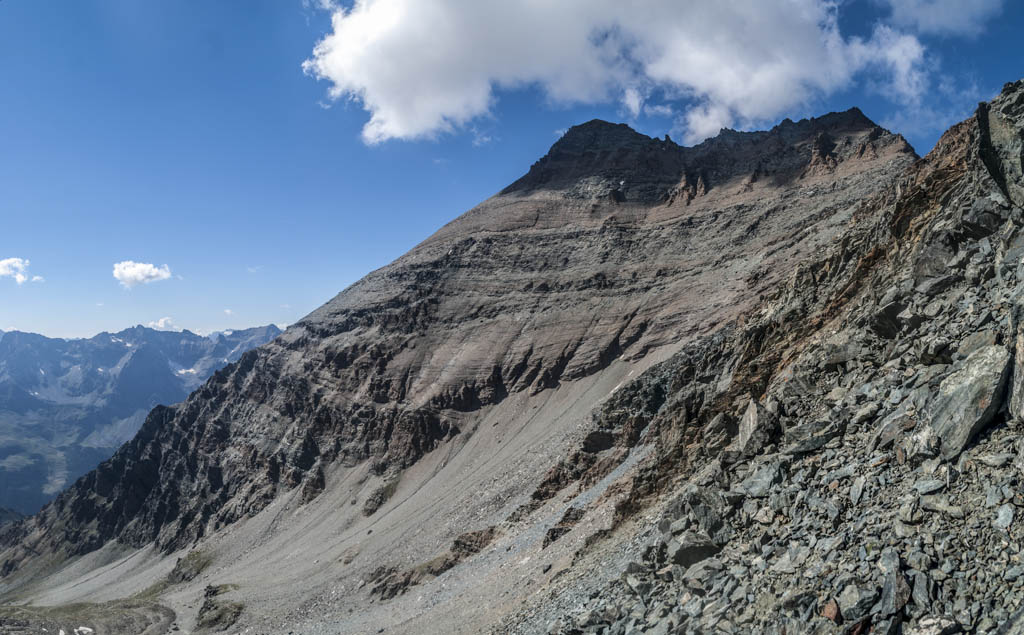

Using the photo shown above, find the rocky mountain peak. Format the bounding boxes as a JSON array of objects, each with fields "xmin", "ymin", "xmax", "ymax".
[
  {"xmin": 552, "ymin": 119, "xmax": 672, "ymax": 154},
  {"xmin": 9, "ymin": 78, "xmax": 1024, "ymax": 634},
  {"xmin": 499, "ymin": 108, "xmax": 913, "ymax": 205}
]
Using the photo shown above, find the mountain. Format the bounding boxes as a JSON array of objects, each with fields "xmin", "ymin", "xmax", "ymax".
[
  {"xmin": 0, "ymin": 325, "xmax": 281, "ymax": 515},
  {"xmin": 1, "ymin": 79, "xmax": 1022, "ymax": 634},
  {"xmin": 0, "ymin": 509, "xmax": 19, "ymax": 528}
]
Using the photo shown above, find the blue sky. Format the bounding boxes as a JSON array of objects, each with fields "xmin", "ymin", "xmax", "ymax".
[{"xmin": 1, "ymin": 1, "xmax": 1021, "ymax": 338}]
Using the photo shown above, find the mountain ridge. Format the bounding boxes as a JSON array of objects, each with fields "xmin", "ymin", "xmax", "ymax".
[
  {"xmin": 0, "ymin": 324, "xmax": 282, "ymax": 515},
  {"xmin": 4, "ymin": 82, "xmax": 1020, "ymax": 634}
]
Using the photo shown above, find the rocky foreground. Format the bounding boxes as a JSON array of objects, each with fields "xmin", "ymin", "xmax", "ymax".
[{"xmin": 1, "ymin": 77, "xmax": 1023, "ymax": 634}]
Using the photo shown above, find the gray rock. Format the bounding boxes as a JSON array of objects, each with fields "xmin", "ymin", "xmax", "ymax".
[
  {"xmin": 925, "ymin": 345, "xmax": 1011, "ymax": 460},
  {"xmin": 728, "ymin": 398, "xmax": 780, "ymax": 459},
  {"xmin": 986, "ymin": 484, "xmax": 1004, "ymax": 507},
  {"xmin": 1004, "ymin": 565, "xmax": 1024, "ymax": 582},
  {"xmin": 899, "ymin": 307, "xmax": 926, "ymax": 332},
  {"xmin": 995, "ymin": 503, "xmax": 1015, "ymax": 530},
  {"xmin": 914, "ymin": 479, "xmax": 946, "ymax": 495},
  {"xmin": 1011, "ymin": 292, "xmax": 1024, "ymax": 420},
  {"xmin": 675, "ymin": 487, "xmax": 732, "ymax": 545},
  {"xmin": 681, "ymin": 558, "xmax": 723, "ymax": 591},
  {"xmin": 853, "ymin": 402, "xmax": 881, "ymax": 425},
  {"xmin": 912, "ymin": 571, "xmax": 931, "ymax": 610},
  {"xmin": 872, "ymin": 409, "xmax": 916, "ymax": 451},
  {"xmin": 920, "ymin": 495, "xmax": 965, "ymax": 518},
  {"xmin": 838, "ymin": 583, "xmax": 879, "ymax": 622},
  {"xmin": 736, "ymin": 462, "xmax": 782, "ymax": 498},
  {"xmin": 667, "ymin": 532, "xmax": 721, "ymax": 568},
  {"xmin": 874, "ymin": 570, "xmax": 912, "ymax": 617},
  {"xmin": 957, "ymin": 330, "xmax": 997, "ymax": 358},
  {"xmin": 771, "ymin": 544, "xmax": 811, "ymax": 574},
  {"xmin": 872, "ymin": 301, "xmax": 904, "ymax": 339},
  {"xmin": 976, "ymin": 453, "xmax": 1014, "ymax": 467},
  {"xmin": 916, "ymin": 274, "xmax": 961, "ymax": 297},
  {"xmin": 906, "ymin": 615, "xmax": 961, "ymax": 634},
  {"xmin": 850, "ymin": 476, "xmax": 866, "ymax": 506},
  {"xmin": 782, "ymin": 420, "xmax": 842, "ymax": 455}
]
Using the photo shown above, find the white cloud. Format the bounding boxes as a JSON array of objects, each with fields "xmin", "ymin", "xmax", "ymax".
[
  {"xmin": 246, "ymin": 265, "xmax": 263, "ymax": 274},
  {"xmin": 878, "ymin": 0, "xmax": 1003, "ymax": 37},
  {"xmin": 622, "ymin": 87, "xmax": 644, "ymax": 119},
  {"xmin": 0, "ymin": 258, "xmax": 33, "ymax": 285},
  {"xmin": 113, "ymin": 261, "xmax": 172, "ymax": 289},
  {"xmin": 848, "ymin": 25, "xmax": 928, "ymax": 105},
  {"xmin": 147, "ymin": 317, "xmax": 178, "ymax": 330},
  {"xmin": 31, "ymin": 275, "xmax": 44, "ymax": 283},
  {"xmin": 305, "ymin": 0, "xmax": 936, "ymax": 144},
  {"xmin": 303, "ymin": 0, "xmax": 339, "ymax": 11},
  {"xmin": 224, "ymin": 309, "xmax": 233, "ymax": 316},
  {"xmin": 470, "ymin": 127, "xmax": 494, "ymax": 147},
  {"xmin": 644, "ymin": 104, "xmax": 675, "ymax": 118}
]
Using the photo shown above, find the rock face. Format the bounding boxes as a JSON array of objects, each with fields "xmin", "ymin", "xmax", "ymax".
[
  {"xmin": 926, "ymin": 345, "xmax": 1011, "ymax": 460},
  {"xmin": 533, "ymin": 79, "xmax": 1024, "ymax": 635},
  {"xmin": 0, "ymin": 325, "xmax": 281, "ymax": 514},
  {"xmin": 6, "ymin": 79, "xmax": 1024, "ymax": 635}
]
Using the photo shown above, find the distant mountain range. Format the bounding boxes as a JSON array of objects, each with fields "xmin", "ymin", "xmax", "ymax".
[{"xmin": 0, "ymin": 324, "xmax": 281, "ymax": 514}]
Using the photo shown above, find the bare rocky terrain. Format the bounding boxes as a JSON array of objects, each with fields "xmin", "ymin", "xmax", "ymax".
[{"xmin": 1, "ymin": 78, "xmax": 1023, "ymax": 635}]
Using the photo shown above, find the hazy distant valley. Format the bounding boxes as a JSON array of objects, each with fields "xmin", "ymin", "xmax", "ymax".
[{"xmin": 0, "ymin": 325, "xmax": 281, "ymax": 515}]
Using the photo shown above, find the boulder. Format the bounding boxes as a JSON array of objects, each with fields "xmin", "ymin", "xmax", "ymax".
[
  {"xmin": 736, "ymin": 461, "xmax": 783, "ymax": 498},
  {"xmin": 727, "ymin": 398, "xmax": 780, "ymax": 459},
  {"xmin": 905, "ymin": 616, "xmax": 961, "ymax": 635},
  {"xmin": 925, "ymin": 345, "xmax": 1011, "ymax": 460},
  {"xmin": 666, "ymin": 531, "xmax": 721, "ymax": 568},
  {"xmin": 915, "ymin": 274, "xmax": 961, "ymax": 297},
  {"xmin": 957, "ymin": 330, "xmax": 997, "ymax": 358},
  {"xmin": 782, "ymin": 419, "xmax": 843, "ymax": 455},
  {"xmin": 871, "ymin": 301, "xmax": 904, "ymax": 339},
  {"xmin": 838, "ymin": 583, "xmax": 879, "ymax": 622},
  {"xmin": 1010, "ymin": 292, "xmax": 1024, "ymax": 418},
  {"xmin": 872, "ymin": 549, "xmax": 912, "ymax": 617}
]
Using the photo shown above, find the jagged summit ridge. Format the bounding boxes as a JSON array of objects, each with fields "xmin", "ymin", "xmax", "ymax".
[{"xmin": 502, "ymin": 107, "xmax": 912, "ymax": 203}]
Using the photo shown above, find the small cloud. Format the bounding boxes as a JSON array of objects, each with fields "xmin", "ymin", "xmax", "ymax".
[
  {"xmin": 554, "ymin": 128, "xmax": 567, "ymax": 138},
  {"xmin": 470, "ymin": 127, "xmax": 494, "ymax": 147},
  {"xmin": 644, "ymin": 104, "xmax": 674, "ymax": 117},
  {"xmin": 280, "ymin": 303, "xmax": 291, "ymax": 309},
  {"xmin": 876, "ymin": 0, "xmax": 1004, "ymax": 37},
  {"xmin": 302, "ymin": 0, "xmax": 338, "ymax": 11},
  {"xmin": 246, "ymin": 265, "xmax": 263, "ymax": 274},
  {"xmin": 113, "ymin": 261, "xmax": 172, "ymax": 289},
  {"xmin": 0, "ymin": 258, "xmax": 32, "ymax": 285},
  {"xmin": 96, "ymin": 302, "xmax": 105, "ymax": 307},
  {"xmin": 224, "ymin": 309, "xmax": 233, "ymax": 316},
  {"xmin": 432, "ymin": 157, "xmax": 450, "ymax": 166},
  {"xmin": 147, "ymin": 316, "xmax": 177, "ymax": 330},
  {"xmin": 31, "ymin": 275, "xmax": 44, "ymax": 283}
]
